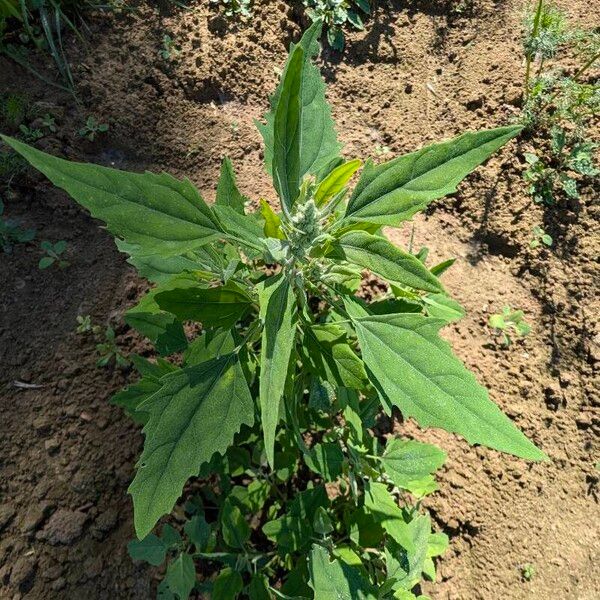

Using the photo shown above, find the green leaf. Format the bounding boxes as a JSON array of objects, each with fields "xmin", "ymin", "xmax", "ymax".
[
  {"xmin": 213, "ymin": 568, "xmax": 243, "ymax": 600},
  {"xmin": 303, "ymin": 323, "xmax": 367, "ymax": 389},
  {"xmin": 216, "ymin": 157, "xmax": 246, "ymax": 214},
  {"xmin": 381, "ymin": 439, "xmax": 446, "ymax": 490},
  {"xmin": 155, "ymin": 282, "xmax": 253, "ymax": 329},
  {"xmin": 248, "ymin": 574, "xmax": 271, "ymax": 600},
  {"xmin": 184, "ymin": 515, "xmax": 211, "ymax": 553},
  {"xmin": 308, "ymin": 545, "xmax": 377, "ymax": 599},
  {"xmin": 350, "ymin": 312, "xmax": 547, "ymax": 460},
  {"xmin": 129, "ymin": 354, "xmax": 255, "ymax": 539},
  {"xmin": 328, "ymin": 231, "xmax": 443, "ymax": 293},
  {"xmin": 385, "ymin": 515, "xmax": 431, "ymax": 591},
  {"xmin": 423, "ymin": 294, "xmax": 465, "ymax": 323},
  {"xmin": 314, "ymin": 159, "xmax": 362, "ymax": 207},
  {"xmin": 38, "ymin": 256, "xmax": 54, "ymax": 269},
  {"xmin": 1, "ymin": 135, "xmax": 223, "ymax": 257},
  {"xmin": 343, "ymin": 126, "xmax": 522, "ymax": 226},
  {"xmin": 305, "ymin": 442, "xmax": 344, "ymax": 481},
  {"xmin": 363, "ymin": 482, "xmax": 414, "ymax": 551},
  {"xmin": 127, "ymin": 534, "xmax": 167, "ymax": 566},
  {"xmin": 164, "ymin": 553, "xmax": 196, "ymax": 600},
  {"xmin": 221, "ymin": 500, "xmax": 250, "ymax": 549},
  {"xmin": 258, "ymin": 21, "xmax": 341, "ymax": 212},
  {"xmin": 258, "ymin": 274, "xmax": 297, "ymax": 467},
  {"xmin": 213, "ymin": 204, "xmax": 264, "ymax": 254},
  {"xmin": 260, "ymin": 199, "xmax": 285, "ymax": 239},
  {"xmin": 184, "ymin": 329, "xmax": 236, "ymax": 366}
]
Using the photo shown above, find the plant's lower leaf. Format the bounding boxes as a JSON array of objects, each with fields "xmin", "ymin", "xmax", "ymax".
[
  {"xmin": 381, "ymin": 439, "xmax": 446, "ymax": 490},
  {"xmin": 350, "ymin": 312, "xmax": 547, "ymax": 461},
  {"xmin": 163, "ymin": 553, "xmax": 196, "ymax": 600},
  {"xmin": 258, "ymin": 274, "xmax": 297, "ymax": 467},
  {"xmin": 129, "ymin": 353, "xmax": 255, "ymax": 539},
  {"xmin": 127, "ymin": 534, "xmax": 167, "ymax": 566},
  {"xmin": 212, "ymin": 567, "xmax": 243, "ymax": 600}
]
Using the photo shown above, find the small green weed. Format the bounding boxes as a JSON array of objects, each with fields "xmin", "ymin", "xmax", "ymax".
[
  {"xmin": 522, "ymin": 0, "xmax": 599, "ymax": 204},
  {"xmin": 78, "ymin": 116, "xmax": 109, "ymax": 141},
  {"xmin": 76, "ymin": 314, "xmax": 101, "ymax": 335},
  {"xmin": 0, "ymin": 197, "xmax": 35, "ymax": 252},
  {"xmin": 304, "ymin": 0, "xmax": 371, "ymax": 50},
  {"xmin": 96, "ymin": 325, "xmax": 129, "ymax": 368},
  {"xmin": 39, "ymin": 239, "xmax": 69, "ymax": 269},
  {"xmin": 159, "ymin": 34, "xmax": 178, "ymax": 60},
  {"xmin": 18, "ymin": 124, "xmax": 43, "ymax": 142},
  {"xmin": 210, "ymin": 0, "xmax": 251, "ymax": 18},
  {"xmin": 529, "ymin": 225, "xmax": 552, "ymax": 249},
  {"xmin": 489, "ymin": 306, "xmax": 532, "ymax": 346},
  {"xmin": 521, "ymin": 563, "xmax": 536, "ymax": 581},
  {"xmin": 41, "ymin": 113, "xmax": 57, "ymax": 132}
]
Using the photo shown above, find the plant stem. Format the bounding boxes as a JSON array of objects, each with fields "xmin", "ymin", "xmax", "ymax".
[{"xmin": 524, "ymin": 0, "xmax": 544, "ymax": 100}]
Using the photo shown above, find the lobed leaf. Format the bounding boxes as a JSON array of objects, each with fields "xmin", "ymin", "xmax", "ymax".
[
  {"xmin": 129, "ymin": 353, "xmax": 254, "ymax": 539},
  {"xmin": 328, "ymin": 231, "xmax": 444, "ymax": 293},
  {"xmin": 1, "ymin": 135, "xmax": 223, "ymax": 257},
  {"xmin": 343, "ymin": 126, "xmax": 522, "ymax": 226},
  {"xmin": 350, "ymin": 312, "xmax": 547, "ymax": 460}
]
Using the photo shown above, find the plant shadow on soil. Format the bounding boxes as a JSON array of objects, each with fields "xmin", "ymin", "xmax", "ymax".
[{"xmin": 0, "ymin": 0, "xmax": 599, "ymax": 598}]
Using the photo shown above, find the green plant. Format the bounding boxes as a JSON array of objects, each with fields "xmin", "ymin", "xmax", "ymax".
[
  {"xmin": 159, "ymin": 34, "xmax": 178, "ymax": 61},
  {"xmin": 0, "ymin": 0, "xmax": 86, "ymax": 92},
  {"xmin": 19, "ymin": 123, "xmax": 43, "ymax": 142},
  {"xmin": 522, "ymin": 1, "xmax": 599, "ymax": 204},
  {"xmin": 521, "ymin": 563, "xmax": 535, "ymax": 581},
  {"xmin": 1, "ymin": 21, "xmax": 546, "ymax": 598},
  {"xmin": 210, "ymin": 0, "xmax": 251, "ymax": 19},
  {"xmin": 0, "ymin": 196, "xmax": 35, "ymax": 252},
  {"xmin": 38, "ymin": 239, "xmax": 69, "ymax": 269},
  {"xmin": 96, "ymin": 325, "xmax": 129, "ymax": 368},
  {"xmin": 41, "ymin": 113, "xmax": 57, "ymax": 132},
  {"xmin": 78, "ymin": 116, "xmax": 109, "ymax": 141},
  {"xmin": 489, "ymin": 306, "xmax": 532, "ymax": 346},
  {"xmin": 76, "ymin": 313, "xmax": 101, "ymax": 335},
  {"xmin": 304, "ymin": 0, "xmax": 371, "ymax": 50},
  {"xmin": 529, "ymin": 225, "xmax": 552, "ymax": 248}
]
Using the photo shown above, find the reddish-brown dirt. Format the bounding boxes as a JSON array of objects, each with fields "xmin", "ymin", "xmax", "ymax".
[{"xmin": 0, "ymin": 0, "xmax": 598, "ymax": 598}]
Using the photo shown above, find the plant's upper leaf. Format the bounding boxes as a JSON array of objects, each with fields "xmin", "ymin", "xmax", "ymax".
[
  {"xmin": 314, "ymin": 159, "xmax": 362, "ymax": 207},
  {"xmin": 215, "ymin": 157, "xmax": 246, "ymax": 214},
  {"xmin": 350, "ymin": 311, "xmax": 547, "ymax": 460},
  {"xmin": 257, "ymin": 21, "xmax": 341, "ymax": 211},
  {"xmin": 303, "ymin": 323, "xmax": 367, "ymax": 389},
  {"xmin": 308, "ymin": 544, "xmax": 377, "ymax": 599},
  {"xmin": 343, "ymin": 126, "xmax": 522, "ymax": 226},
  {"xmin": 305, "ymin": 442, "xmax": 344, "ymax": 481},
  {"xmin": 423, "ymin": 293, "xmax": 465, "ymax": 323},
  {"xmin": 259, "ymin": 199, "xmax": 285, "ymax": 239},
  {"xmin": 1, "ymin": 135, "xmax": 223, "ymax": 256},
  {"xmin": 183, "ymin": 329, "xmax": 236, "ymax": 366},
  {"xmin": 381, "ymin": 439, "xmax": 446, "ymax": 490},
  {"xmin": 129, "ymin": 353, "xmax": 255, "ymax": 539},
  {"xmin": 155, "ymin": 281, "xmax": 254, "ymax": 330},
  {"xmin": 258, "ymin": 273, "xmax": 297, "ymax": 467},
  {"xmin": 212, "ymin": 204, "xmax": 264, "ymax": 255},
  {"xmin": 328, "ymin": 231, "xmax": 443, "ymax": 293}
]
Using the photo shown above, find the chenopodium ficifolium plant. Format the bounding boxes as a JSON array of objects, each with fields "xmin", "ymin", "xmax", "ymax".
[{"xmin": 1, "ymin": 20, "xmax": 546, "ymax": 600}]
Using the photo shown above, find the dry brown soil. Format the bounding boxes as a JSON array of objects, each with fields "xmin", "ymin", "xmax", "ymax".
[{"xmin": 0, "ymin": 0, "xmax": 599, "ymax": 598}]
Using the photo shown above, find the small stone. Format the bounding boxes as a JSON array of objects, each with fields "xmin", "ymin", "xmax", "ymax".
[
  {"xmin": 79, "ymin": 412, "xmax": 93, "ymax": 422},
  {"xmin": 32, "ymin": 416, "xmax": 51, "ymax": 435},
  {"xmin": 9, "ymin": 556, "xmax": 36, "ymax": 590},
  {"xmin": 44, "ymin": 438, "xmax": 61, "ymax": 454},
  {"xmin": 51, "ymin": 577, "xmax": 66, "ymax": 591},
  {"xmin": 0, "ymin": 504, "xmax": 16, "ymax": 532},
  {"xmin": 19, "ymin": 503, "xmax": 53, "ymax": 534},
  {"xmin": 37, "ymin": 509, "xmax": 88, "ymax": 545}
]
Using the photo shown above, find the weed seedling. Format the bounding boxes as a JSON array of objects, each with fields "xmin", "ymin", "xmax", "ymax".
[
  {"xmin": 374, "ymin": 143, "xmax": 391, "ymax": 157},
  {"xmin": 19, "ymin": 124, "xmax": 43, "ymax": 142},
  {"xmin": 38, "ymin": 240, "xmax": 69, "ymax": 269},
  {"xmin": 78, "ymin": 116, "xmax": 109, "ymax": 141},
  {"xmin": 96, "ymin": 326, "xmax": 129, "ymax": 368},
  {"xmin": 489, "ymin": 306, "xmax": 532, "ymax": 346},
  {"xmin": 304, "ymin": 0, "xmax": 371, "ymax": 50},
  {"xmin": 2, "ymin": 22, "xmax": 546, "ymax": 597},
  {"xmin": 210, "ymin": 0, "xmax": 252, "ymax": 18},
  {"xmin": 0, "ymin": 197, "xmax": 35, "ymax": 252},
  {"xmin": 76, "ymin": 314, "xmax": 101, "ymax": 335},
  {"xmin": 521, "ymin": 0, "xmax": 599, "ymax": 204},
  {"xmin": 521, "ymin": 563, "xmax": 536, "ymax": 581},
  {"xmin": 41, "ymin": 113, "xmax": 57, "ymax": 133},
  {"xmin": 529, "ymin": 225, "xmax": 552, "ymax": 249},
  {"xmin": 159, "ymin": 34, "xmax": 178, "ymax": 61}
]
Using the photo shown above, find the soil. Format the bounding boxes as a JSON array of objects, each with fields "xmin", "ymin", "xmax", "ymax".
[{"xmin": 1, "ymin": 0, "xmax": 599, "ymax": 598}]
